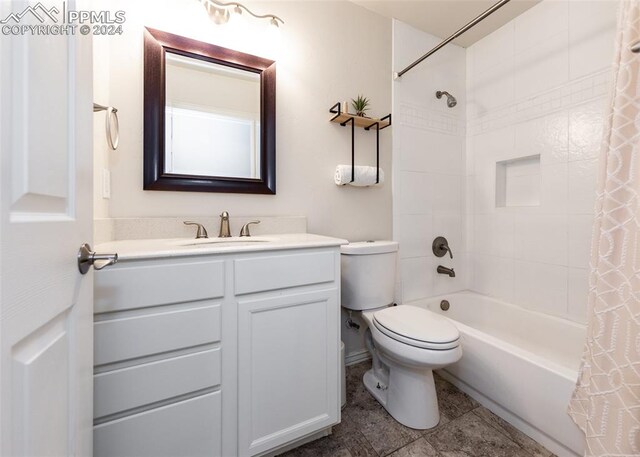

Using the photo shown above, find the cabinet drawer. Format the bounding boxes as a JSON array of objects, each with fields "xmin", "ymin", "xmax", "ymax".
[
  {"xmin": 94, "ymin": 260, "xmax": 225, "ymax": 313},
  {"xmin": 94, "ymin": 392, "xmax": 222, "ymax": 457},
  {"xmin": 94, "ymin": 348, "xmax": 221, "ymax": 419},
  {"xmin": 95, "ymin": 303, "xmax": 220, "ymax": 366},
  {"xmin": 234, "ymin": 251, "xmax": 335, "ymax": 295}
]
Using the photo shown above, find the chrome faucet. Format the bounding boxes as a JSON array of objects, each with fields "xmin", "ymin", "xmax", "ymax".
[
  {"xmin": 437, "ymin": 265, "xmax": 456, "ymax": 278},
  {"xmin": 218, "ymin": 211, "xmax": 231, "ymax": 238}
]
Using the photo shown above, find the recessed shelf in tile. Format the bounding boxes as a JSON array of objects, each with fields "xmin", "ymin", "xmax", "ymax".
[{"xmin": 496, "ymin": 155, "xmax": 541, "ymax": 207}]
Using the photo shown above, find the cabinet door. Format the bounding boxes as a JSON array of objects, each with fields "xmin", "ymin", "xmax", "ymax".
[{"xmin": 237, "ymin": 288, "xmax": 340, "ymax": 456}]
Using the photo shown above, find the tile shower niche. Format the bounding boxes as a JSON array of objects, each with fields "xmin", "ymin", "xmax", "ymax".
[{"xmin": 495, "ymin": 155, "xmax": 541, "ymax": 207}]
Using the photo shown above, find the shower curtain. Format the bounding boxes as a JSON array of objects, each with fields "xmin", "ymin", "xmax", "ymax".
[{"xmin": 568, "ymin": 1, "xmax": 640, "ymax": 455}]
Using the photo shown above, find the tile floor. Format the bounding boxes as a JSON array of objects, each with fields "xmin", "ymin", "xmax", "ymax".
[{"xmin": 279, "ymin": 361, "xmax": 555, "ymax": 457}]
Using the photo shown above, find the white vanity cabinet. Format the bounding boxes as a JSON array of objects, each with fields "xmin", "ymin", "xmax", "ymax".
[
  {"xmin": 235, "ymin": 251, "xmax": 340, "ymax": 456},
  {"xmin": 93, "ymin": 240, "xmax": 342, "ymax": 457},
  {"xmin": 93, "ymin": 258, "xmax": 225, "ymax": 457}
]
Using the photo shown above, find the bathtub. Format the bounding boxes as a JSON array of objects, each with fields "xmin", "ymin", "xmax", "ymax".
[{"xmin": 408, "ymin": 291, "xmax": 586, "ymax": 457}]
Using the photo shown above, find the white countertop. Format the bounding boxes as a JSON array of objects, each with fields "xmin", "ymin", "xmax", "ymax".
[{"xmin": 96, "ymin": 233, "xmax": 349, "ymax": 260}]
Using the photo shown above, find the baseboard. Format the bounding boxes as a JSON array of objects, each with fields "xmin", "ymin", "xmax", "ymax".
[
  {"xmin": 437, "ymin": 370, "xmax": 580, "ymax": 457},
  {"xmin": 345, "ymin": 350, "xmax": 371, "ymax": 366},
  {"xmin": 258, "ymin": 427, "xmax": 332, "ymax": 457}
]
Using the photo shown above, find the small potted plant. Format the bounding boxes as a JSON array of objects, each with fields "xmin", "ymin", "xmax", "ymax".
[{"xmin": 351, "ymin": 95, "xmax": 371, "ymax": 117}]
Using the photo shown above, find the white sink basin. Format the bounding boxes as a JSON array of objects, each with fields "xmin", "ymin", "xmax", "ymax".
[{"xmin": 172, "ymin": 237, "xmax": 270, "ymax": 247}]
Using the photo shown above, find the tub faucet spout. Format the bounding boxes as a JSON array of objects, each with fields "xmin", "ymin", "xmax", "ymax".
[{"xmin": 437, "ymin": 265, "xmax": 455, "ymax": 278}]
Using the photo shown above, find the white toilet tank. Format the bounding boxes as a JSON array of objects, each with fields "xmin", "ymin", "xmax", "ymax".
[{"xmin": 340, "ymin": 241, "xmax": 399, "ymax": 311}]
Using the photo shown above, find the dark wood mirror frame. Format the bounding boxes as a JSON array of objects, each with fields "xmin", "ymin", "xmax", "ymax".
[{"xmin": 143, "ymin": 27, "xmax": 276, "ymax": 194}]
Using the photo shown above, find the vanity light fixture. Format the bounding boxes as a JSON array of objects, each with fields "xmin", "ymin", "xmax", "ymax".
[{"xmin": 200, "ymin": 0, "xmax": 284, "ymax": 27}]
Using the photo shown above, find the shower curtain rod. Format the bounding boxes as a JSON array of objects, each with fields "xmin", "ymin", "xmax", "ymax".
[{"xmin": 395, "ymin": 0, "xmax": 512, "ymax": 79}]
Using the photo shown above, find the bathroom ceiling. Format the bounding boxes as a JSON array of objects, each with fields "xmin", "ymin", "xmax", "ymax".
[{"xmin": 350, "ymin": 0, "xmax": 541, "ymax": 47}]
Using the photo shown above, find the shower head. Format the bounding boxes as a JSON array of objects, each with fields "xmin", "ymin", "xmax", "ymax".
[{"xmin": 436, "ymin": 90, "xmax": 457, "ymax": 108}]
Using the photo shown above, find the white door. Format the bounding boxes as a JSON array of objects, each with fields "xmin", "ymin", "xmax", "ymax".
[{"xmin": 0, "ymin": 1, "xmax": 95, "ymax": 455}]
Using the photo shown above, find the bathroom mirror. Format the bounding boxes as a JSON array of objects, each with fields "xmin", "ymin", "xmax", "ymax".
[{"xmin": 143, "ymin": 27, "xmax": 276, "ymax": 194}]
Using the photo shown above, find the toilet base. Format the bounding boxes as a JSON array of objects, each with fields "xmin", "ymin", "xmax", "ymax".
[{"xmin": 363, "ymin": 364, "xmax": 440, "ymax": 430}]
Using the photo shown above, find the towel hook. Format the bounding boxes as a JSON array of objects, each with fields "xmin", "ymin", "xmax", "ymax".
[{"xmin": 93, "ymin": 103, "xmax": 119, "ymax": 150}]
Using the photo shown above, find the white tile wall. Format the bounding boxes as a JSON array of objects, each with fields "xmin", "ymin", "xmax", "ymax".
[
  {"xmin": 392, "ymin": 1, "xmax": 614, "ymax": 324},
  {"xmin": 568, "ymin": 1, "xmax": 618, "ymax": 80},
  {"xmin": 397, "ymin": 171, "xmax": 434, "ymax": 215},
  {"xmin": 539, "ymin": 163, "xmax": 569, "ymax": 214},
  {"xmin": 514, "ymin": 31, "xmax": 570, "ymax": 100},
  {"xmin": 432, "ymin": 253, "xmax": 469, "ymax": 295},
  {"xmin": 472, "ymin": 254, "xmax": 515, "ymax": 302},
  {"xmin": 513, "ymin": 260, "xmax": 569, "ymax": 316},
  {"xmin": 474, "ymin": 213, "xmax": 515, "ymax": 258},
  {"xmin": 515, "ymin": 110, "xmax": 569, "ymax": 165},
  {"xmin": 464, "ymin": 0, "xmax": 617, "ymax": 323},
  {"xmin": 569, "ymin": 99, "xmax": 607, "ymax": 161},
  {"xmin": 568, "ymin": 214, "xmax": 595, "ymax": 268},
  {"xmin": 393, "ymin": 20, "xmax": 467, "ymax": 303},
  {"xmin": 400, "ymin": 256, "xmax": 434, "ymax": 302},
  {"xmin": 497, "ymin": 155, "xmax": 541, "ymax": 207},
  {"xmin": 513, "ymin": 214, "xmax": 568, "ymax": 265},
  {"xmin": 568, "ymin": 159, "xmax": 599, "ymax": 214},
  {"xmin": 568, "ymin": 267, "xmax": 590, "ymax": 323},
  {"xmin": 399, "ymin": 130, "xmax": 463, "ymax": 175},
  {"xmin": 513, "ymin": 1, "xmax": 569, "ymax": 53},
  {"xmin": 398, "ymin": 214, "xmax": 432, "ymax": 258}
]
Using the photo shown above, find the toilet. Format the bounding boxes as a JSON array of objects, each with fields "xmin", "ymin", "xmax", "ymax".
[{"xmin": 341, "ymin": 241, "xmax": 462, "ymax": 429}]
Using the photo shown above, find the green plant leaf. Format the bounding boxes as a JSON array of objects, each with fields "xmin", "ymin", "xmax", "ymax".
[{"xmin": 351, "ymin": 94, "xmax": 371, "ymax": 114}]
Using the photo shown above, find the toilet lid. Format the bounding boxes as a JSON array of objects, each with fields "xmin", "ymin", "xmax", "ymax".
[{"xmin": 373, "ymin": 305, "xmax": 460, "ymax": 350}]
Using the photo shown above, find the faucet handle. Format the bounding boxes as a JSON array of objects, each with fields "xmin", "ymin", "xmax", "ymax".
[
  {"xmin": 432, "ymin": 236, "xmax": 453, "ymax": 259},
  {"xmin": 183, "ymin": 221, "xmax": 208, "ymax": 239},
  {"xmin": 239, "ymin": 220, "xmax": 261, "ymax": 237}
]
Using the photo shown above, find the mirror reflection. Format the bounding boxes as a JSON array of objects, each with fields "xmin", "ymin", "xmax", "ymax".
[{"xmin": 164, "ymin": 52, "xmax": 261, "ymax": 179}]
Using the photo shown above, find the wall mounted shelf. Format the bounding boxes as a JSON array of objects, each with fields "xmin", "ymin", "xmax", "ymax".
[
  {"xmin": 329, "ymin": 112, "xmax": 391, "ymax": 129},
  {"xmin": 329, "ymin": 102, "xmax": 391, "ymax": 184}
]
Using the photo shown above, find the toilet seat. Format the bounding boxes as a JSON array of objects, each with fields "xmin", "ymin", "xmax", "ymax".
[{"xmin": 372, "ymin": 305, "xmax": 460, "ymax": 350}]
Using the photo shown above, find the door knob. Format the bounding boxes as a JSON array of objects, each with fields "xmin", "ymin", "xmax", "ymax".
[{"xmin": 77, "ymin": 243, "xmax": 118, "ymax": 274}]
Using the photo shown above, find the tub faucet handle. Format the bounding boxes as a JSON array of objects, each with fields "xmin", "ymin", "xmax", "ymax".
[{"xmin": 432, "ymin": 236, "xmax": 453, "ymax": 259}]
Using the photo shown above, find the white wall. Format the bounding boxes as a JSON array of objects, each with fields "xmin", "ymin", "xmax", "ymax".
[
  {"xmin": 466, "ymin": 0, "xmax": 618, "ymax": 323},
  {"xmin": 93, "ymin": 33, "xmax": 111, "ymax": 220},
  {"xmin": 392, "ymin": 20, "xmax": 468, "ymax": 305},
  {"xmin": 94, "ymin": 0, "xmax": 392, "ymax": 242}
]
